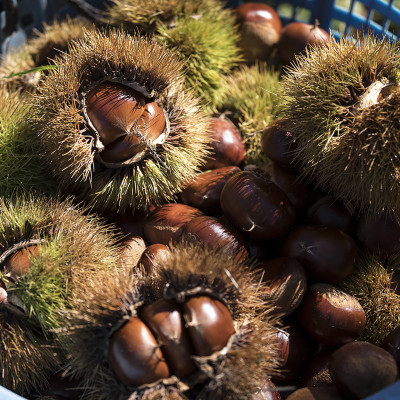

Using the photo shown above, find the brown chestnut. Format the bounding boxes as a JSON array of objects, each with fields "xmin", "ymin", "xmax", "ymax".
[
  {"xmin": 286, "ymin": 386, "xmax": 345, "ymax": 400},
  {"xmin": 260, "ymin": 257, "xmax": 307, "ymax": 317},
  {"xmin": 138, "ymin": 244, "xmax": 171, "ymax": 273},
  {"xmin": 252, "ymin": 378, "xmax": 282, "ymax": 400},
  {"xmin": 298, "ymin": 283, "xmax": 366, "ymax": 346},
  {"xmin": 260, "ymin": 120, "xmax": 297, "ymax": 172},
  {"xmin": 220, "ymin": 171, "xmax": 296, "ymax": 241},
  {"xmin": 108, "ymin": 317, "xmax": 170, "ymax": 386},
  {"xmin": 85, "ymin": 82, "xmax": 145, "ymax": 146},
  {"xmin": 203, "ymin": 117, "xmax": 246, "ymax": 170},
  {"xmin": 382, "ymin": 325, "xmax": 400, "ymax": 366},
  {"xmin": 183, "ymin": 296, "xmax": 235, "ymax": 357},
  {"xmin": 302, "ymin": 348, "xmax": 336, "ymax": 387},
  {"xmin": 143, "ymin": 203, "xmax": 203, "ymax": 245},
  {"xmin": 140, "ymin": 299, "xmax": 196, "ymax": 378},
  {"xmin": 119, "ymin": 236, "xmax": 147, "ymax": 270},
  {"xmin": 281, "ymin": 225, "xmax": 357, "ymax": 284},
  {"xmin": 181, "ymin": 215, "xmax": 249, "ymax": 261},
  {"xmin": 278, "ymin": 21, "xmax": 330, "ymax": 66},
  {"xmin": 180, "ymin": 166, "xmax": 240, "ymax": 213},
  {"xmin": 235, "ymin": 3, "xmax": 282, "ymax": 63},
  {"xmin": 4, "ymin": 245, "xmax": 41, "ymax": 280},
  {"xmin": 135, "ymin": 101, "xmax": 166, "ymax": 142},
  {"xmin": 357, "ymin": 211, "xmax": 400, "ymax": 256},
  {"xmin": 329, "ymin": 341, "xmax": 398, "ymax": 399}
]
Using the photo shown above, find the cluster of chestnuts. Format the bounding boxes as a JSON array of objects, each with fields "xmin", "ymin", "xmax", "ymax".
[{"xmin": 0, "ymin": 1, "xmax": 400, "ymax": 400}]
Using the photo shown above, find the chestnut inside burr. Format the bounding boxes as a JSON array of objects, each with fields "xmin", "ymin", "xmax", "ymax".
[
  {"xmin": 108, "ymin": 295, "xmax": 235, "ymax": 387},
  {"xmin": 84, "ymin": 82, "xmax": 168, "ymax": 165}
]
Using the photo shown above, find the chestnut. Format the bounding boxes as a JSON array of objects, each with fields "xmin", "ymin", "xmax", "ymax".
[
  {"xmin": 180, "ymin": 166, "xmax": 241, "ymax": 213},
  {"xmin": 115, "ymin": 206, "xmax": 149, "ymax": 238},
  {"xmin": 235, "ymin": 3, "xmax": 282, "ymax": 63},
  {"xmin": 260, "ymin": 257, "xmax": 307, "ymax": 317},
  {"xmin": 252, "ymin": 378, "xmax": 282, "ymax": 400},
  {"xmin": 357, "ymin": 211, "xmax": 400, "ymax": 256},
  {"xmin": 281, "ymin": 225, "xmax": 357, "ymax": 284},
  {"xmin": 269, "ymin": 163, "xmax": 316, "ymax": 214},
  {"xmin": 119, "ymin": 236, "xmax": 147, "ymax": 270},
  {"xmin": 4, "ymin": 245, "xmax": 41, "ymax": 280},
  {"xmin": 307, "ymin": 196, "xmax": 356, "ymax": 236},
  {"xmin": 143, "ymin": 203, "xmax": 203, "ymax": 245},
  {"xmin": 140, "ymin": 299, "xmax": 196, "ymax": 378},
  {"xmin": 272, "ymin": 323, "xmax": 316, "ymax": 383},
  {"xmin": 286, "ymin": 386, "xmax": 345, "ymax": 400},
  {"xmin": 297, "ymin": 283, "xmax": 366, "ymax": 346},
  {"xmin": 220, "ymin": 171, "xmax": 295, "ymax": 241},
  {"xmin": 301, "ymin": 348, "xmax": 336, "ymax": 387},
  {"xmin": 85, "ymin": 82, "xmax": 145, "ymax": 146},
  {"xmin": 183, "ymin": 296, "xmax": 235, "ymax": 357},
  {"xmin": 108, "ymin": 317, "xmax": 170, "ymax": 386},
  {"xmin": 138, "ymin": 244, "xmax": 171, "ymax": 273},
  {"xmin": 260, "ymin": 120, "xmax": 297, "ymax": 172},
  {"xmin": 329, "ymin": 341, "xmax": 398, "ymax": 399},
  {"xmin": 203, "ymin": 117, "xmax": 246, "ymax": 170},
  {"xmin": 181, "ymin": 215, "xmax": 249, "ymax": 261},
  {"xmin": 277, "ymin": 21, "xmax": 330, "ymax": 66},
  {"xmin": 382, "ymin": 325, "xmax": 400, "ymax": 366}
]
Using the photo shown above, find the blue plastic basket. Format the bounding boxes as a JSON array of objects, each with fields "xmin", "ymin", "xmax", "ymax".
[{"xmin": 230, "ymin": 0, "xmax": 400, "ymax": 40}]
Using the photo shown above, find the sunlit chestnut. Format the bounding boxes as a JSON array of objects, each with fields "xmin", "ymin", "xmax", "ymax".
[
  {"xmin": 261, "ymin": 120, "xmax": 297, "ymax": 172},
  {"xmin": 235, "ymin": 3, "xmax": 282, "ymax": 63},
  {"xmin": 252, "ymin": 378, "xmax": 282, "ymax": 400},
  {"xmin": 85, "ymin": 82, "xmax": 145, "ymax": 145},
  {"xmin": 108, "ymin": 317, "xmax": 170, "ymax": 386},
  {"xmin": 4, "ymin": 245, "xmax": 41, "ymax": 280},
  {"xmin": 143, "ymin": 203, "xmax": 203, "ymax": 245},
  {"xmin": 136, "ymin": 101, "xmax": 166, "ymax": 141},
  {"xmin": 329, "ymin": 341, "xmax": 398, "ymax": 399},
  {"xmin": 181, "ymin": 215, "xmax": 249, "ymax": 261},
  {"xmin": 203, "ymin": 117, "xmax": 246, "ymax": 170},
  {"xmin": 119, "ymin": 236, "xmax": 147, "ymax": 270},
  {"xmin": 220, "ymin": 171, "xmax": 295, "ymax": 241},
  {"xmin": 307, "ymin": 196, "xmax": 356, "ymax": 235},
  {"xmin": 140, "ymin": 299, "xmax": 196, "ymax": 378},
  {"xmin": 183, "ymin": 296, "xmax": 235, "ymax": 357},
  {"xmin": 357, "ymin": 211, "xmax": 400, "ymax": 256},
  {"xmin": 138, "ymin": 244, "xmax": 171, "ymax": 273},
  {"xmin": 298, "ymin": 284, "xmax": 366, "ymax": 346},
  {"xmin": 260, "ymin": 257, "xmax": 307, "ymax": 317},
  {"xmin": 281, "ymin": 225, "xmax": 357, "ymax": 284},
  {"xmin": 278, "ymin": 21, "xmax": 330, "ymax": 65},
  {"xmin": 180, "ymin": 166, "xmax": 240, "ymax": 213}
]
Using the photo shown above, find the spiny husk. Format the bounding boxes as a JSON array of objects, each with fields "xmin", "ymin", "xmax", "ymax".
[
  {"xmin": 104, "ymin": 0, "xmax": 226, "ymax": 34},
  {"xmin": 0, "ymin": 17, "xmax": 90, "ymax": 91},
  {"xmin": 0, "ymin": 195, "xmax": 120, "ymax": 394},
  {"xmin": 34, "ymin": 28, "xmax": 210, "ymax": 213},
  {"xmin": 217, "ymin": 62, "xmax": 282, "ymax": 165},
  {"xmin": 340, "ymin": 252, "xmax": 400, "ymax": 346},
  {"xmin": 279, "ymin": 33, "xmax": 400, "ymax": 217},
  {"xmin": 59, "ymin": 242, "xmax": 281, "ymax": 400},
  {"xmin": 0, "ymin": 84, "xmax": 56, "ymax": 198},
  {"xmin": 155, "ymin": 5, "xmax": 241, "ymax": 109}
]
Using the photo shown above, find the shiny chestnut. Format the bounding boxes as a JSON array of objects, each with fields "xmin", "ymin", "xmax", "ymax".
[
  {"xmin": 181, "ymin": 215, "xmax": 249, "ymax": 261},
  {"xmin": 108, "ymin": 317, "xmax": 170, "ymax": 386},
  {"xmin": 278, "ymin": 21, "xmax": 330, "ymax": 65},
  {"xmin": 140, "ymin": 299, "xmax": 196, "ymax": 378},
  {"xmin": 203, "ymin": 117, "xmax": 246, "ymax": 170},
  {"xmin": 260, "ymin": 257, "xmax": 307, "ymax": 317},
  {"xmin": 298, "ymin": 283, "xmax": 366, "ymax": 346},
  {"xmin": 4, "ymin": 245, "xmax": 41, "ymax": 280},
  {"xmin": 235, "ymin": 3, "xmax": 282, "ymax": 63},
  {"xmin": 143, "ymin": 203, "xmax": 203, "ymax": 245},
  {"xmin": 180, "ymin": 166, "xmax": 240, "ymax": 213},
  {"xmin": 138, "ymin": 244, "xmax": 171, "ymax": 273},
  {"xmin": 220, "ymin": 171, "xmax": 295, "ymax": 241},
  {"xmin": 85, "ymin": 82, "xmax": 145, "ymax": 146},
  {"xmin": 281, "ymin": 225, "xmax": 357, "ymax": 284},
  {"xmin": 183, "ymin": 296, "xmax": 235, "ymax": 357}
]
